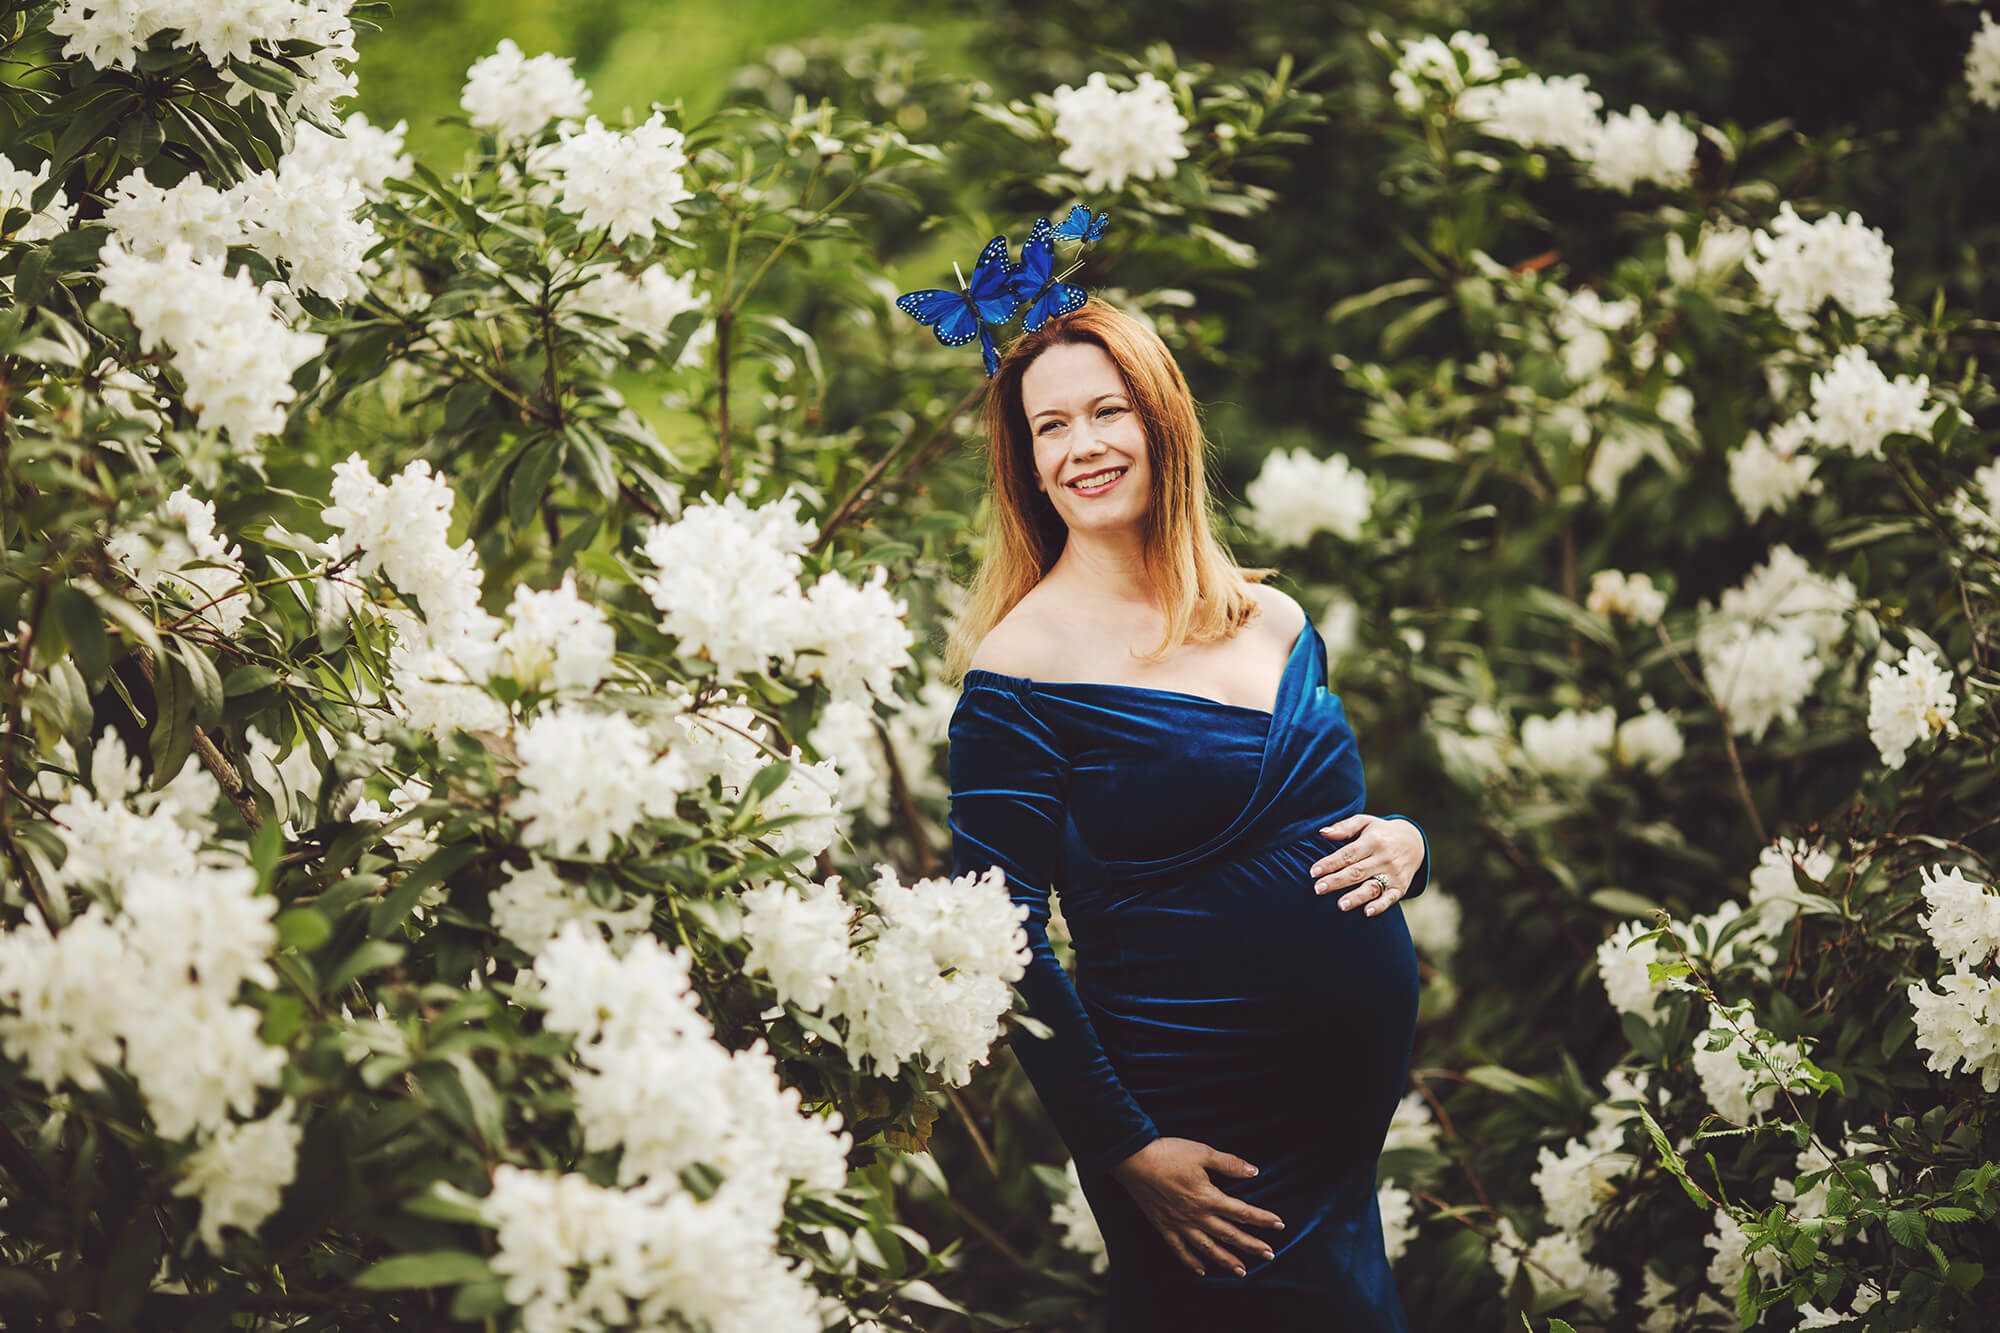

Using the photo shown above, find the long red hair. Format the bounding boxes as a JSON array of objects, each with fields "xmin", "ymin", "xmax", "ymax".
[{"xmin": 942, "ymin": 296, "xmax": 1274, "ymax": 683}]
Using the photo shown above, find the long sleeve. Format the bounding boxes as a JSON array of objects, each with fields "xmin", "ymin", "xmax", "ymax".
[
  {"xmin": 1378, "ymin": 813, "xmax": 1431, "ymax": 901},
  {"xmin": 947, "ymin": 683, "xmax": 1162, "ymax": 1178}
]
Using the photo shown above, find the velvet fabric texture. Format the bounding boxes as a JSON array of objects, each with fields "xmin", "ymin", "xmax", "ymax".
[{"xmin": 947, "ymin": 614, "xmax": 1428, "ymax": 1331}]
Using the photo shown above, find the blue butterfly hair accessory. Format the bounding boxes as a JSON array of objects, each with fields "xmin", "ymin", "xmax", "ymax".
[{"xmin": 895, "ymin": 203, "xmax": 1112, "ymax": 377}]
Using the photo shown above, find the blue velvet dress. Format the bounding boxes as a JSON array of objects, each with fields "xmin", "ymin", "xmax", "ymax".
[{"xmin": 946, "ymin": 614, "xmax": 1429, "ymax": 1331}]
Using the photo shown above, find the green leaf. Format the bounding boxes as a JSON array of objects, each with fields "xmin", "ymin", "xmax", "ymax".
[
  {"xmin": 1885, "ymin": 1210, "xmax": 1927, "ymax": 1247},
  {"xmin": 1327, "ymin": 277, "xmax": 1437, "ymax": 326},
  {"xmin": 176, "ymin": 639, "xmax": 224, "ymax": 728},
  {"xmin": 50, "ymin": 584, "xmax": 110, "ymax": 681},
  {"xmin": 507, "ymin": 435, "xmax": 566, "ymax": 531},
  {"xmin": 274, "ymin": 908, "xmax": 331, "ymax": 952},
  {"xmin": 369, "ymin": 844, "xmax": 478, "ymax": 937},
  {"xmin": 323, "ymin": 940, "xmax": 405, "ymax": 996},
  {"xmin": 147, "ymin": 653, "xmax": 194, "ymax": 789},
  {"xmin": 352, "ymin": 1250, "xmax": 495, "ymax": 1291}
]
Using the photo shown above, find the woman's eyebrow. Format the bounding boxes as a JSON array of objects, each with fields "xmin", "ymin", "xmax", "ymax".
[{"xmin": 1031, "ymin": 392, "xmax": 1123, "ymax": 422}]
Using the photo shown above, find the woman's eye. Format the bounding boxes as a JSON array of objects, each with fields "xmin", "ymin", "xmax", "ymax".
[{"xmin": 1099, "ymin": 406, "xmax": 1124, "ymax": 418}]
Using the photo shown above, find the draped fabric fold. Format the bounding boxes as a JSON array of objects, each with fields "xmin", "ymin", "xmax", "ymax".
[{"xmin": 946, "ymin": 614, "xmax": 1428, "ymax": 1330}]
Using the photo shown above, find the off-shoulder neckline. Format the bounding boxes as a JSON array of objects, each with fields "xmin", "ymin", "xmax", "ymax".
[{"xmin": 962, "ymin": 614, "xmax": 1311, "ymax": 720}]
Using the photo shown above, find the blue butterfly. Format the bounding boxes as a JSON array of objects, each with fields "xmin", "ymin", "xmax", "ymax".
[
  {"xmin": 1008, "ymin": 215, "xmax": 1088, "ymax": 333},
  {"xmin": 895, "ymin": 233, "xmax": 1021, "ymax": 375},
  {"xmin": 1052, "ymin": 203, "xmax": 1110, "ymax": 243}
]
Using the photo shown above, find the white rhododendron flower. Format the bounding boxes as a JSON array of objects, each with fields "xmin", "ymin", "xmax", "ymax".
[
  {"xmin": 95, "ymin": 236, "xmax": 327, "ymax": 452},
  {"xmin": 1746, "ymin": 837, "xmax": 1838, "ymax": 931},
  {"xmin": 1051, "ymin": 1158, "xmax": 1110, "ymax": 1272},
  {"xmin": 807, "ymin": 698, "xmax": 894, "ymax": 824},
  {"xmin": 1532, "ymin": 1131, "xmax": 1636, "ymax": 1235},
  {"xmin": 1585, "ymin": 569, "xmax": 1666, "ymax": 625},
  {"xmin": 171, "ymin": 1101, "xmax": 302, "ymax": 1254},
  {"xmin": 490, "ymin": 858, "xmax": 650, "ymax": 955},
  {"xmin": 1803, "ymin": 344, "xmax": 1939, "ymax": 458},
  {"xmin": 1488, "ymin": 1215, "xmax": 1619, "ymax": 1316},
  {"xmin": 461, "ymin": 38, "xmax": 590, "ymax": 142},
  {"xmin": 105, "ymin": 486, "xmax": 254, "ymax": 635},
  {"xmin": 528, "ymin": 110, "xmax": 695, "ymax": 244},
  {"xmin": 1383, "ymin": 1089, "xmax": 1440, "ymax": 1156},
  {"xmin": 740, "ymin": 876, "xmax": 857, "ymax": 1013},
  {"xmin": 638, "ymin": 491, "xmax": 819, "ymax": 681},
  {"xmin": 1378, "ymin": 1183, "xmax": 1416, "ymax": 1264},
  {"xmin": 1597, "ymin": 918, "xmax": 1667, "ymax": 1021},
  {"xmin": 1388, "ymin": 30, "xmax": 1501, "ymax": 112},
  {"xmin": 1614, "ymin": 708, "xmax": 1683, "ymax": 774},
  {"xmin": 46, "ymin": 0, "xmax": 360, "ymax": 121},
  {"xmin": 1242, "ymin": 447, "xmax": 1373, "ymax": 545},
  {"xmin": 285, "ymin": 111, "xmax": 413, "ymax": 199},
  {"xmin": 1966, "ymin": 12, "xmax": 2000, "ymax": 109},
  {"xmin": 1693, "ymin": 546, "xmax": 1852, "ymax": 740},
  {"xmin": 1691, "ymin": 1002, "xmax": 1807, "ymax": 1123},
  {"xmin": 1048, "ymin": 71, "xmax": 1190, "ymax": 192},
  {"xmin": 1459, "ymin": 72, "xmax": 1604, "ymax": 156},
  {"xmin": 1585, "ymin": 106, "xmax": 1699, "ymax": 192},
  {"xmin": 1519, "ymin": 706, "xmax": 1615, "ymax": 784},
  {"xmin": 511, "ymin": 705, "xmax": 692, "ymax": 860},
  {"xmin": 1728, "ymin": 417, "xmax": 1820, "ymax": 519},
  {"xmin": 1746, "ymin": 202, "xmax": 1896, "ymax": 324},
  {"xmin": 0, "ymin": 151, "xmax": 79, "ymax": 242},
  {"xmin": 826, "ymin": 865, "xmax": 1031, "ymax": 1086},
  {"xmin": 1402, "ymin": 884, "xmax": 1461, "ymax": 966},
  {"xmin": 1866, "ymin": 643, "xmax": 1959, "ymax": 770},
  {"xmin": 1704, "ymin": 1206, "xmax": 1783, "ymax": 1305},
  {"xmin": 1913, "ymin": 864, "xmax": 2000, "ymax": 974},
  {"xmin": 497, "ymin": 574, "xmax": 617, "ymax": 693},
  {"xmin": 1907, "ymin": 971, "xmax": 2000, "ymax": 1092},
  {"xmin": 572, "ymin": 264, "xmax": 709, "ymax": 360}
]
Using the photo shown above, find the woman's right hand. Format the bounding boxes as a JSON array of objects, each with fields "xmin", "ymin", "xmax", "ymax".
[{"xmin": 1110, "ymin": 1137, "xmax": 1286, "ymax": 1277}]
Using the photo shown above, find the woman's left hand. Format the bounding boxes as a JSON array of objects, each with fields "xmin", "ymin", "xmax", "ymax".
[{"xmin": 1309, "ymin": 814, "xmax": 1424, "ymax": 914}]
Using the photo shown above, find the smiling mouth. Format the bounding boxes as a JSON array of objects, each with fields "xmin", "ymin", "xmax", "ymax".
[{"xmin": 1066, "ymin": 466, "xmax": 1128, "ymax": 492}]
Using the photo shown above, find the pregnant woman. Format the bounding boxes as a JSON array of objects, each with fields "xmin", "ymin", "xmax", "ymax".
[{"xmin": 943, "ymin": 299, "xmax": 1431, "ymax": 1331}]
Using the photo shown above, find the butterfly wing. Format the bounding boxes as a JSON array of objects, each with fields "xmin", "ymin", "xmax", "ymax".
[
  {"xmin": 1052, "ymin": 204, "xmax": 1110, "ymax": 242},
  {"xmin": 979, "ymin": 323, "xmax": 1000, "ymax": 377},
  {"xmin": 895, "ymin": 286, "xmax": 981, "ymax": 347},
  {"xmin": 1007, "ymin": 217, "xmax": 1055, "ymax": 305},
  {"xmin": 966, "ymin": 233, "xmax": 1022, "ymax": 324},
  {"xmin": 1021, "ymin": 278, "xmax": 1087, "ymax": 333}
]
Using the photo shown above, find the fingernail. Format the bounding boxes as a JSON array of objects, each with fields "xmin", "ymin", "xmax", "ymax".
[
  {"xmin": 1274, "ymin": 1221, "xmax": 1285, "ymax": 1229},
  {"xmin": 1248, "ymin": 1166, "xmax": 1259, "ymax": 1175},
  {"xmin": 1195, "ymin": 1267, "xmax": 1205, "ymax": 1276},
  {"xmin": 1233, "ymin": 1266, "xmax": 1246, "ymax": 1277},
  {"xmin": 1262, "ymin": 1249, "xmax": 1274, "ymax": 1260}
]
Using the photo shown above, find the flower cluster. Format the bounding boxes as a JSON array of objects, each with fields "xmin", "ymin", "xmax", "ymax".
[
  {"xmin": 1692, "ymin": 545, "xmax": 1854, "ymax": 741},
  {"xmin": 0, "ymin": 736, "xmax": 293, "ymax": 1249},
  {"xmin": 1745, "ymin": 203, "xmax": 1897, "ymax": 325},
  {"xmin": 105, "ymin": 486, "xmax": 254, "ymax": 635},
  {"xmin": 95, "ymin": 236, "xmax": 327, "ymax": 452},
  {"xmin": 1865, "ymin": 642, "xmax": 1959, "ymax": 771},
  {"xmin": 481, "ymin": 924, "xmax": 853, "ymax": 1331},
  {"xmin": 1241, "ymin": 447, "xmax": 1374, "ymax": 545},
  {"xmin": 637, "ymin": 491, "xmax": 914, "ymax": 704},
  {"xmin": 526, "ymin": 111, "xmax": 695, "ymax": 244},
  {"xmin": 460, "ymin": 37, "xmax": 591, "ymax": 143},
  {"xmin": 1048, "ymin": 71, "xmax": 1190, "ymax": 193},
  {"xmin": 742, "ymin": 864, "xmax": 1032, "ymax": 1086},
  {"xmin": 1906, "ymin": 864, "xmax": 2000, "ymax": 1093},
  {"xmin": 47, "ymin": 0, "xmax": 359, "ymax": 122}
]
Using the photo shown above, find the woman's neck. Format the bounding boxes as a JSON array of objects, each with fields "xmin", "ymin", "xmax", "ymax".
[{"xmin": 1046, "ymin": 527, "xmax": 1153, "ymax": 606}]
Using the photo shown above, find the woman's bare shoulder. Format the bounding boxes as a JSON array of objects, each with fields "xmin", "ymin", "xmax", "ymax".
[
  {"xmin": 966, "ymin": 593, "xmax": 1070, "ymax": 679},
  {"xmin": 1243, "ymin": 580, "xmax": 1309, "ymax": 645}
]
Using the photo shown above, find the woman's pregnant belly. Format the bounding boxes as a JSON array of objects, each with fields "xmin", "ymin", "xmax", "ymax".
[{"xmin": 1072, "ymin": 826, "xmax": 1421, "ymax": 1163}]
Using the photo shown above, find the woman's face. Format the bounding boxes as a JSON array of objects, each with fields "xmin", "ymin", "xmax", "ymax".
[{"xmin": 1020, "ymin": 341, "xmax": 1150, "ymax": 533}]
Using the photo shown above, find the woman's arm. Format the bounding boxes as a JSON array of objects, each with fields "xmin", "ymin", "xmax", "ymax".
[{"xmin": 947, "ymin": 683, "xmax": 1162, "ymax": 1178}]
